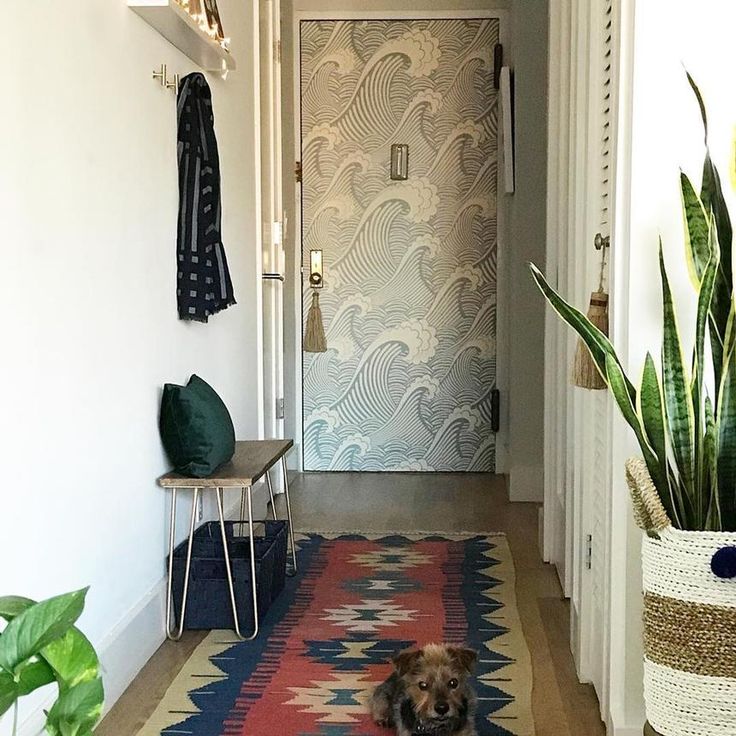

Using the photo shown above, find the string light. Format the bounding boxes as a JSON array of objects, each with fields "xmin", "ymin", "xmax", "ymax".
[{"xmin": 174, "ymin": 0, "xmax": 229, "ymax": 50}]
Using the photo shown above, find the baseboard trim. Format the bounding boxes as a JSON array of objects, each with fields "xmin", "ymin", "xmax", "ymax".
[
  {"xmin": 98, "ymin": 579, "xmax": 167, "ymax": 716},
  {"xmin": 14, "ymin": 578, "xmax": 166, "ymax": 736},
  {"xmin": 608, "ymin": 712, "xmax": 645, "ymax": 736},
  {"xmin": 612, "ymin": 727, "xmax": 643, "ymax": 736}
]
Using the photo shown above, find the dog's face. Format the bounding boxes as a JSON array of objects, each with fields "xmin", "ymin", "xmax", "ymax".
[{"xmin": 393, "ymin": 644, "xmax": 476, "ymax": 733}]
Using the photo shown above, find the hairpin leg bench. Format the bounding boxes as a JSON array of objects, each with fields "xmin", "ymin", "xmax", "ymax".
[{"xmin": 158, "ymin": 439, "xmax": 297, "ymax": 642}]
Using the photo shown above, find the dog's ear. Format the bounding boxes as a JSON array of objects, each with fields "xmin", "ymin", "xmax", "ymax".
[
  {"xmin": 393, "ymin": 648, "xmax": 423, "ymax": 676},
  {"xmin": 449, "ymin": 647, "xmax": 477, "ymax": 673}
]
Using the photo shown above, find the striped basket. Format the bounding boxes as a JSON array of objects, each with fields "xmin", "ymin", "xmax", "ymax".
[{"xmin": 626, "ymin": 458, "xmax": 736, "ymax": 736}]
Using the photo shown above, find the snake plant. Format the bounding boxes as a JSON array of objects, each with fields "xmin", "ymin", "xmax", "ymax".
[
  {"xmin": 530, "ymin": 74, "xmax": 736, "ymax": 532},
  {"xmin": 0, "ymin": 588, "xmax": 104, "ymax": 736}
]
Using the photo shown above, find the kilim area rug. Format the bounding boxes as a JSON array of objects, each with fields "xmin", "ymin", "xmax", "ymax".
[{"xmin": 137, "ymin": 533, "xmax": 535, "ymax": 736}]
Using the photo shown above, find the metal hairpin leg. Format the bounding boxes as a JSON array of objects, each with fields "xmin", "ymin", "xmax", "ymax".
[
  {"xmin": 265, "ymin": 464, "xmax": 298, "ymax": 574},
  {"xmin": 265, "ymin": 470, "xmax": 277, "ymax": 520},
  {"xmin": 281, "ymin": 456, "xmax": 298, "ymax": 575},
  {"xmin": 239, "ymin": 487, "xmax": 247, "ymax": 536},
  {"xmin": 166, "ymin": 487, "xmax": 200, "ymax": 641},
  {"xmin": 216, "ymin": 486, "xmax": 259, "ymax": 640}
]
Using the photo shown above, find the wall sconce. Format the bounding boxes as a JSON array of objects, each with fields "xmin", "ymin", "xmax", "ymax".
[{"xmin": 390, "ymin": 144, "xmax": 409, "ymax": 180}]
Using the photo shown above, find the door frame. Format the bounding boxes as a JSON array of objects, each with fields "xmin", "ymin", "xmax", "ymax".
[
  {"xmin": 289, "ymin": 8, "xmax": 511, "ymax": 472},
  {"xmin": 261, "ymin": 0, "xmax": 285, "ymax": 444}
]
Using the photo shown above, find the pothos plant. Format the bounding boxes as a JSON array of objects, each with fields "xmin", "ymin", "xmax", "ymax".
[
  {"xmin": 530, "ymin": 74, "xmax": 736, "ymax": 533},
  {"xmin": 0, "ymin": 588, "xmax": 104, "ymax": 736}
]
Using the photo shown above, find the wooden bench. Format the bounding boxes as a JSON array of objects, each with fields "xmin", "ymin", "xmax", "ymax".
[{"xmin": 158, "ymin": 439, "xmax": 296, "ymax": 641}]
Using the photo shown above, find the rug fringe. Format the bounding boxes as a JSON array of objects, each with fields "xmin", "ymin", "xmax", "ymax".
[{"xmin": 295, "ymin": 529, "xmax": 508, "ymax": 537}]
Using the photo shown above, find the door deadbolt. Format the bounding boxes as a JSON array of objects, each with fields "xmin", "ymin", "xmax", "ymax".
[{"xmin": 309, "ymin": 249, "xmax": 323, "ymax": 288}]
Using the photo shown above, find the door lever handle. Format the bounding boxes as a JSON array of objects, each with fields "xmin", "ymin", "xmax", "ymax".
[{"xmin": 309, "ymin": 250, "xmax": 323, "ymax": 288}]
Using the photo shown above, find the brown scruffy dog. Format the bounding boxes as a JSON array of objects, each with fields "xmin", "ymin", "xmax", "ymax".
[{"xmin": 369, "ymin": 643, "xmax": 477, "ymax": 736}]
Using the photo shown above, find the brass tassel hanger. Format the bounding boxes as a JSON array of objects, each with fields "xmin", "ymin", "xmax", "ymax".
[
  {"xmin": 304, "ymin": 290, "xmax": 327, "ymax": 353},
  {"xmin": 573, "ymin": 235, "xmax": 610, "ymax": 390}
]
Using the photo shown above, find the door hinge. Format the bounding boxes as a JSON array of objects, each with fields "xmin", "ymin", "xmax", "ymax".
[
  {"xmin": 276, "ymin": 398, "xmax": 285, "ymax": 420},
  {"xmin": 490, "ymin": 389, "xmax": 500, "ymax": 432},
  {"xmin": 295, "ymin": 160, "xmax": 302, "ymax": 183},
  {"xmin": 274, "ymin": 39, "xmax": 282, "ymax": 64},
  {"xmin": 586, "ymin": 534, "xmax": 593, "ymax": 570}
]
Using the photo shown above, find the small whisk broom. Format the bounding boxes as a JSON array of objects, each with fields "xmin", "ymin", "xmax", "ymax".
[
  {"xmin": 573, "ymin": 234, "xmax": 609, "ymax": 390},
  {"xmin": 304, "ymin": 289, "xmax": 327, "ymax": 353}
]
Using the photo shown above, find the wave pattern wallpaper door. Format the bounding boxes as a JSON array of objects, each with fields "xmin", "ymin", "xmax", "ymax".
[{"xmin": 301, "ymin": 19, "xmax": 499, "ymax": 472}]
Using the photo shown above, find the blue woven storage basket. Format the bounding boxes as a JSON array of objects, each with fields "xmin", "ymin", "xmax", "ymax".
[{"xmin": 170, "ymin": 520, "xmax": 288, "ymax": 630}]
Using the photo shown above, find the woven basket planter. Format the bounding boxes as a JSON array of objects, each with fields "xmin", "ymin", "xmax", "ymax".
[{"xmin": 625, "ymin": 458, "xmax": 736, "ymax": 736}]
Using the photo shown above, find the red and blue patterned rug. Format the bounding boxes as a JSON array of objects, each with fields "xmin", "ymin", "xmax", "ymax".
[{"xmin": 139, "ymin": 533, "xmax": 534, "ymax": 736}]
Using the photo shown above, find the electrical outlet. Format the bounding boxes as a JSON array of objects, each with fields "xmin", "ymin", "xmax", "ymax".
[{"xmin": 197, "ymin": 495, "xmax": 204, "ymax": 522}]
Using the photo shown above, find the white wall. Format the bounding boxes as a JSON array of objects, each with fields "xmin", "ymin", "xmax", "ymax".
[
  {"xmin": 0, "ymin": 1, "xmax": 262, "ymax": 731},
  {"xmin": 280, "ymin": 0, "xmax": 548, "ymax": 500},
  {"xmin": 607, "ymin": 1, "xmax": 736, "ymax": 732}
]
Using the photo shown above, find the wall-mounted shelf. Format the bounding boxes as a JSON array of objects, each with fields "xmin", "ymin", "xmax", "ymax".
[{"xmin": 129, "ymin": 0, "xmax": 236, "ymax": 73}]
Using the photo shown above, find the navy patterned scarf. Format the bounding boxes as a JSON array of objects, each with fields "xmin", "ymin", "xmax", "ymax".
[{"xmin": 176, "ymin": 73, "xmax": 236, "ymax": 322}]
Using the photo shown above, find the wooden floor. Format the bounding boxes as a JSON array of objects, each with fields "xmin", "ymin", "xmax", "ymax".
[{"xmin": 97, "ymin": 472, "xmax": 605, "ymax": 736}]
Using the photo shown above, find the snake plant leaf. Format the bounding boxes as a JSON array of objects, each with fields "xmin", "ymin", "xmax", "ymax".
[
  {"xmin": 681, "ymin": 171, "xmax": 710, "ymax": 283},
  {"xmin": 529, "ymin": 263, "xmax": 636, "ymax": 401},
  {"xmin": 659, "ymin": 246, "xmax": 696, "ymax": 518},
  {"xmin": 605, "ymin": 355, "xmax": 669, "ymax": 504},
  {"xmin": 45, "ymin": 677, "xmax": 104, "ymax": 736},
  {"xmin": 699, "ymin": 136, "xmax": 732, "ymax": 384},
  {"xmin": 639, "ymin": 354, "xmax": 678, "ymax": 525},
  {"xmin": 704, "ymin": 396, "xmax": 722, "ymax": 531},
  {"xmin": 692, "ymin": 222, "xmax": 719, "ymax": 476},
  {"xmin": 688, "ymin": 73, "xmax": 732, "ymax": 390},
  {"xmin": 724, "ymin": 300, "xmax": 736, "ymax": 360},
  {"xmin": 687, "ymin": 72, "xmax": 708, "ymax": 142},
  {"xmin": 710, "ymin": 319, "xmax": 726, "ymax": 399},
  {"xmin": 717, "ymin": 345, "xmax": 736, "ymax": 530},
  {"xmin": 639, "ymin": 354, "xmax": 668, "ymax": 466},
  {"xmin": 0, "ymin": 589, "xmax": 87, "ymax": 676},
  {"xmin": 702, "ymin": 160, "xmax": 733, "ymax": 290}
]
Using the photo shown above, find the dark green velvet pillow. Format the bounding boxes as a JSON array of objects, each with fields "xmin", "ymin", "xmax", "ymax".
[{"xmin": 159, "ymin": 375, "xmax": 236, "ymax": 477}]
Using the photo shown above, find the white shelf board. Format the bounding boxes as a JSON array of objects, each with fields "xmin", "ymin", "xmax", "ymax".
[{"xmin": 129, "ymin": 0, "xmax": 236, "ymax": 73}]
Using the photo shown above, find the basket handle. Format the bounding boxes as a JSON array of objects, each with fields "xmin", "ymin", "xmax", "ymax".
[{"xmin": 625, "ymin": 457, "xmax": 671, "ymax": 532}]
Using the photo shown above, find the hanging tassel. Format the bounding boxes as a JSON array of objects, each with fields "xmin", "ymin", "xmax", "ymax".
[
  {"xmin": 304, "ymin": 290, "xmax": 327, "ymax": 353},
  {"xmin": 572, "ymin": 290, "xmax": 609, "ymax": 389},
  {"xmin": 573, "ymin": 235, "xmax": 610, "ymax": 390}
]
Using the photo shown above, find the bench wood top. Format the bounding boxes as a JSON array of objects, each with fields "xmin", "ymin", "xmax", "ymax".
[{"xmin": 158, "ymin": 439, "xmax": 293, "ymax": 488}]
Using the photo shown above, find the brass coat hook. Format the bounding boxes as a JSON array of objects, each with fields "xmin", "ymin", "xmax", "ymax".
[
  {"xmin": 152, "ymin": 64, "xmax": 180, "ymax": 94},
  {"xmin": 166, "ymin": 73, "xmax": 180, "ymax": 94},
  {"xmin": 153, "ymin": 63, "xmax": 167, "ymax": 86}
]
